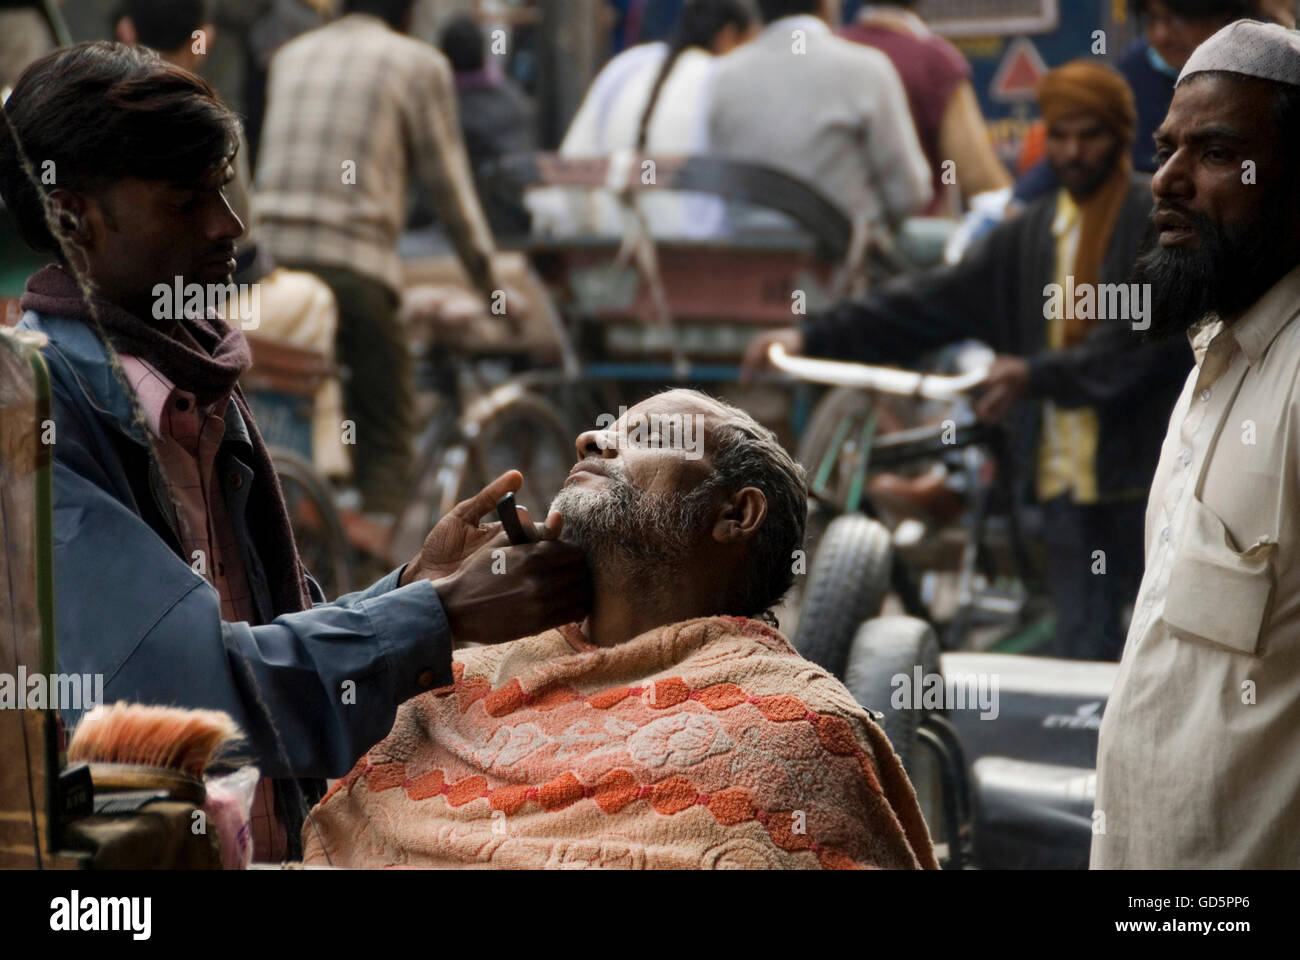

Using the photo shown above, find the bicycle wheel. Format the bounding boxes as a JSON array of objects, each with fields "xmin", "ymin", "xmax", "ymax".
[
  {"xmin": 271, "ymin": 447, "xmax": 354, "ymax": 599},
  {"xmin": 462, "ymin": 392, "xmax": 576, "ymax": 521},
  {"xmin": 797, "ymin": 386, "xmax": 878, "ymax": 513}
]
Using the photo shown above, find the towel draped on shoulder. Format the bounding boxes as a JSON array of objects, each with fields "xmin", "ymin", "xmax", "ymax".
[{"xmin": 304, "ymin": 616, "xmax": 937, "ymax": 869}]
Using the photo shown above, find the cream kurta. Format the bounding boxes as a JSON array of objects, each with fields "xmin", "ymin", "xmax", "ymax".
[{"xmin": 1092, "ymin": 263, "xmax": 1300, "ymax": 868}]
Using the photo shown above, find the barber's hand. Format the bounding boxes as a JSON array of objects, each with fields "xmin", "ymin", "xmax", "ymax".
[
  {"xmin": 740, "ymin": 328, "xmax": 804, "ymax": 386},
  {"xmin": 400, "ymin": 470, "xmax": 551, "ymax": 586},
  {"xmin": 974, "ymin": 355, "xmax": 1030, "ymax": 424},
  {"xmin": 430, "ymin": 516, "xmax": 591, "ymax": 644}
]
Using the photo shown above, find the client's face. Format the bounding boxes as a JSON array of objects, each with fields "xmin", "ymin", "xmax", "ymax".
[{"xmin": 550, "ymin": 392, "xmax": 720, "ymax": 566}]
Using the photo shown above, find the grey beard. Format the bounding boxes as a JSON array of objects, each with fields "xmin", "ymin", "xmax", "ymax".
[{"xmin": 550, "ymin": 468, "xmax": 721, "ymax": 570}]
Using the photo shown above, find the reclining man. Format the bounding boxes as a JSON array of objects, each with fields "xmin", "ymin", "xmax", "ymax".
[
  {"xmin": 745, "ymin": 61, "xmax": 1192, "ymax": 662},
  {"xmin": 0, "ymin": 42, "xmax": 588, "ymax": 860},
  {"xmin": 304, "ymin": 389, "xmax": 937, "ymax": 870}
]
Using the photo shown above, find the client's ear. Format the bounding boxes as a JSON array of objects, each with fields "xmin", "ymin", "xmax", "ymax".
[{"xmin": 712, "ymin": 487, "xmax": 767, "ymax": 544}]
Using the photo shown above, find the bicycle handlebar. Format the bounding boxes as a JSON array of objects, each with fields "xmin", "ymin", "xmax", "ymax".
[{"xmin": 767, "ymin": 343, "xmax": 988, "ymax": 402}]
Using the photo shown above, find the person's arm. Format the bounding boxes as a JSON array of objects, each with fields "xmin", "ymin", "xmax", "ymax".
[
  {"xmin": 937, "ymin": 82, "xmax": 1012, "ymax": 204},
  {"xmin": 801, "ymin": 227, "xmax": 1009, "ymax": 366},
  {"xmin": 411, "ymin": 50, "xmax": 498, "ymax": 301},
  {"xmin": 52, "ymin": 459, "xmax": 447, "ymax": 780},
  {"xmin": 866, "ymin": 55, "xmax": 933, "ymax": 225},
  {"xmin": 49, "ymin": 385, "xmax": 587, "ymax": 778},
  {"xmin": 1026, "ymin": 318, "xmax": 1193, "ymax": 409}
]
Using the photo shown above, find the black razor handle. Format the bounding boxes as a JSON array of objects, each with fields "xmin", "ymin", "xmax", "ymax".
[{"xmin": 496, "ymin": 492, "xmax": 538, "ymax": 544}]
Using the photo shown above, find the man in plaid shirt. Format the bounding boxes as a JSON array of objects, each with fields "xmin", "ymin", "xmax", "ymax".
[{"xmin": 255, "ymin": 0, "xmax": 501, "ymax": 514}]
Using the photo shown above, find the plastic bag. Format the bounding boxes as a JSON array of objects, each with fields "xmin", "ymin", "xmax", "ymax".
[{"xmin": 204, "ymin": 766, "xmax": 260, "ymax": 870}]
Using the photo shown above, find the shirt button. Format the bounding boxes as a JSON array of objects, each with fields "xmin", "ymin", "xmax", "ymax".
[
  {"xmin": 1161, "ymin": 526, "xmax": 1171, "ymax": 543},
  {"xmin": 230, "ymin": 474, "xmax": 243, "ymax": 490},
  {"xmin": 1179, "ymin": 449, "xmax": 1191, "ymax": 466},
  {"xmin": 1200, "ymin": 389, "xmax": 1212, "ymax": 402},
  {"xmin": 417, "ymin": 670, "xmax": 437, "ymax": 688}
]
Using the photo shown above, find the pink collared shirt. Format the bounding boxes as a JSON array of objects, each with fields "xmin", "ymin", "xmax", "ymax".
[{"xmin": 120, "ymin": 353, "xmax": 287, "ymax": 862}]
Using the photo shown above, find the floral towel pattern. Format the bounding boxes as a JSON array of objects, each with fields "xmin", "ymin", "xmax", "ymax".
[{"xmin": 304, "ymin": 617, "xmax": 937, "ymax": 870}]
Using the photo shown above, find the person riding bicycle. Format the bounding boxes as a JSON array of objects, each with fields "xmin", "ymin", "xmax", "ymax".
[{"xmin": 745, "ymin": 61, "xmax": 1192, "ymax": 662}]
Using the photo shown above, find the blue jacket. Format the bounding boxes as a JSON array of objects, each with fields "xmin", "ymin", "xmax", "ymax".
[{"xmin": 17, "ymin": 310, "xmax": 454, "ymax": 779}]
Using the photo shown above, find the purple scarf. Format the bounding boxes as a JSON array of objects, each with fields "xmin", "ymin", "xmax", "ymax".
[{"xmin": 22, "ymin": 264, "xmax": 310, "ymax": 616}]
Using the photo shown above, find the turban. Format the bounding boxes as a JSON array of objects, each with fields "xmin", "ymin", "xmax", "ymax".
[
  {"xmin": 1037, "ymin": 60, "xmax": 1137, "ymax": 148},
  {"xmin": 1179, "ymin": 19, "xmax": 1300, "ymax": 86},
  {"xmin": 1036, "ymin": 60, "xmax": 1138, "ymax": 346}
]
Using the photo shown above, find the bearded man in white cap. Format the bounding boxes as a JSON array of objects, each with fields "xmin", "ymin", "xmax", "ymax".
[{"xmin": 1092, "ymin": 19, "xmax": 1300, "ymax": 868}]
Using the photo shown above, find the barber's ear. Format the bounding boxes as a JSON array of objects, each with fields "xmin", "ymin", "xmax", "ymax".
[
  {"xmin": 711, "ymin": 486, "xmax": 767, "ymax": 544},
  {"xmin": 47, "ymin": 190, "xmax": 92, "ymax": 249},
  {"xmin": 115, "ymin": 17, "xmax": 137, "ymax": 46}
]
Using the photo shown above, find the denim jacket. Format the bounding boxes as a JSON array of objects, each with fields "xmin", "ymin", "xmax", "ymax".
[{"xmin": 17, "ymin": 311, "xmax": 454, "ymax": 778}]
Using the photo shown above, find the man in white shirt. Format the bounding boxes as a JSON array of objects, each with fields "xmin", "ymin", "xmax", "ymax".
[
  {"xmin": 1092, "ymin": 20, "xmax": 1300, "ymax": 868},
  {"xmin": 707, "ymin": 0, "xmax": 932, "ymax": 237}
]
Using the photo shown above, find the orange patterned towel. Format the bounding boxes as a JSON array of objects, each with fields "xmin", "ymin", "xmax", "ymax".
[{"xmin": 303, "ymin": 616, "xmax": 937, "ymax": 869}]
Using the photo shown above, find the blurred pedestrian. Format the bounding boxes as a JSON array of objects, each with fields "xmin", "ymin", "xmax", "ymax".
[
  {"xmin": 254, "ymin": 0, "xmax": 502, "ymax": 516},
  {"xmin": 708, "ymin": 0, "xmax": 931, "ymax": 238},
  {"xmin": 436, "ymin": 13, "xmax": 535, "ymax": 237},
  {"xmin": 528, "ymin": 0, "xmax": 755, "ymax": 239},
  {"xmin": 838, "ymin": 0, "xmax": 1011, "ymax": 216}
]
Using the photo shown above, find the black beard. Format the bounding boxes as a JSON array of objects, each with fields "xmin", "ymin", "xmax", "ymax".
[{"xmin": 1134, "ymin": 200, "xmax": 1297, "ymax": 342}]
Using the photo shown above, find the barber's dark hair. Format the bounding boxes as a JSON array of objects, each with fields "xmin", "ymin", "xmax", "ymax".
[
  {"xmin": 754, "ymin": 0, "xmax": 819, "ymax": 22},
  {"xmin": 701, "ymin": 396, "xmax": 807, "ymax": 622},
  {"xmin": 1128, "ymin": 0, "xmax": 1254, "ymax": 21},
  {"xmin": 0, "ymin": 41, "xmax": 240, "ymax": 257},
  {"xmin": 440, "ymin": 13, "xmax": 485, "ymax": 73},
  {"xmin": 636, "ymin": 0, "xmax": 753, "ymax": 152},
  {"xmin": 344, "ymin": 0, "xmax": 417, "ymax": 31},
  {"xmin": 117, "ymin": 0, "xmax": 211, "ymax": 52}
]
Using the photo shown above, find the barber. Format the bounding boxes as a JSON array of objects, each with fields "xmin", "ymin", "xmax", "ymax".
[{"xmin": 0, "ymin": 40, "xmax": 590, "ymax": 847}]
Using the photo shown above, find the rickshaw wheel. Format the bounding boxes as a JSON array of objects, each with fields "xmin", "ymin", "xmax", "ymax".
[
  {"xmin": 794, "ymin": 514, "xmax": 893, "ymax": 678},
  {"xmin": 844, "ymin": 616, "xmax": 943, "ymax": 778},
  {"xmin": 272, "ymin": 447, "xmax": 354, "ymax": 599}
]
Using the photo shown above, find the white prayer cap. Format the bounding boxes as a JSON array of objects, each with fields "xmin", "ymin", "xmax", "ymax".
[{"xmin": 1178, "ymin": 19, "xmax": 1300, "ymax": 87}]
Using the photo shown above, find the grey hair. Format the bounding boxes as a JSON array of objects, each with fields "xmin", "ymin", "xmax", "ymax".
[{"xmin": 679, "ymin": 391, "xmax": 808, "ymax": 622}]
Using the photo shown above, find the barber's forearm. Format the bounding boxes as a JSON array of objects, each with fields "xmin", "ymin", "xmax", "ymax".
[{"xmin": 220, "ymin": 579, "xmax": 454, "ymax": 778}]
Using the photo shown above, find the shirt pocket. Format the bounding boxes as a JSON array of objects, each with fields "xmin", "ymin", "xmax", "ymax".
[{"xmin": 1161, "ymin": 494, "xmax": 1275, "ymax": 656}]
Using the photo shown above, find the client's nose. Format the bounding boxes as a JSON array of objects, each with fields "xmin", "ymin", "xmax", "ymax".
[{"xmin": 574, "ymin": 428, "xmax": 618, "ymax": 461}]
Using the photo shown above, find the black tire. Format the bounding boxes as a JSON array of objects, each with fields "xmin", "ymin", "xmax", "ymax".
[
  {"xmin": 843, "ymin": 616, "xmax": 942, "ymax": 777},
  {"xmin": 271, "ymin": 447, "xmax": 354, "ymax": 599},
  {"xmin": 794, "ymin": 514, "xmax": 892, "ymax": 678}
]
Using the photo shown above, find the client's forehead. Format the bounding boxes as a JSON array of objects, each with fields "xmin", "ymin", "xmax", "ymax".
[
  {"xmin": 615, "ymin": 391, "xmax": 724, "ymax": 465},
  {"xmin": 623, "ymin": 390, "xmax": 723, "ymax": 422}
]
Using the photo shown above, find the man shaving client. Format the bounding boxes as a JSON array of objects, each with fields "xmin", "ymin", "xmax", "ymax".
[
  {"xmin": 305, "ymin": 390, "xmax": 938, "ymax": 870},
  {"xmin": 0, "ymin": 42, "xmax": 588, "ymax": 861}
]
